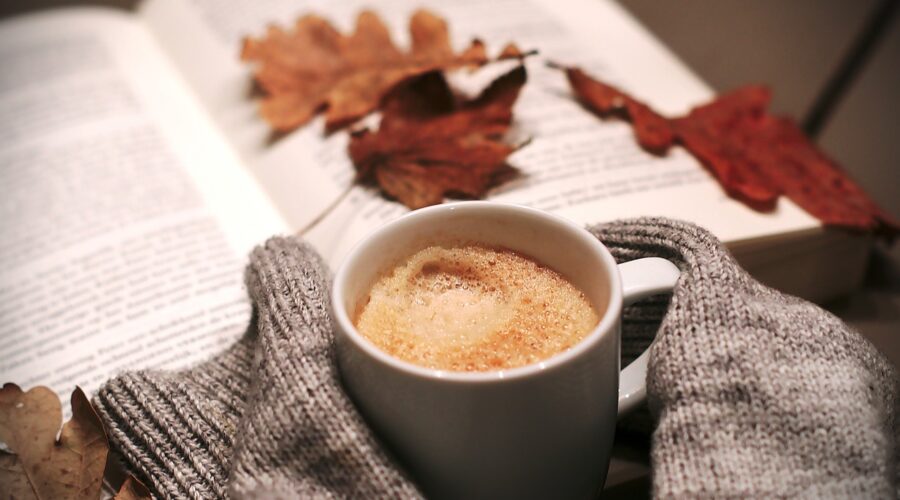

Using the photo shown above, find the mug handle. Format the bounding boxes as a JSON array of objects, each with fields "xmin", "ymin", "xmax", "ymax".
[{"xmin": 616, "ymin": 257, "xmax": 681, "ymax": 416}]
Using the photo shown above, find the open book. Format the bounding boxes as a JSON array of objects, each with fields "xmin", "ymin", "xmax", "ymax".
[{"xmin": 0, "ymin": 0, "xmax": 869, "ymax": 409}]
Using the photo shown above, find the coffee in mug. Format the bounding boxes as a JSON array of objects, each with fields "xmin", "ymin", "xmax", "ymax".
[
  {"xmin": 332, "ymin": 202, "xmax": 681, "ymax": 499},
  {"xmin": 353, "ymin": 244, "xmax": 600, "ymax": 372}
]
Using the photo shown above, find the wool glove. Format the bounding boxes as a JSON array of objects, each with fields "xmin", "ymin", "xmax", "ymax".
[
  {"xmin": 94, "ymin": 238, "xmax": 422, "ymax": 499},
  {"xmin": 94, "ymin": 218, "xmax": 898, "ymax": 499},
  {"xmin": 591, "ymin": 219, "xmax": 898, "ymax": 498}
]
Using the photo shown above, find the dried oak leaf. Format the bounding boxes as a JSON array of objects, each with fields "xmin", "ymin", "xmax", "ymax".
[
  {"xmin": 559, "ymin": 65, "xmax": 900, "ymax": 236},
  {"xmin": 673, "ymin": 87, "xmax": 899, "ymax": 229},
  {"xmin": 349, "ymin": 66, "xmax": 527, "ymax": 209},
  {"xmin": 671, "ymin": 86, "xmax": 781, "ymax": 210},
  {"xmin": 0, "ymin": 384, "xmax": 107, "ymax": 500},
  {"xmin": 241, "ymin": 9, "xmax": 523, "ymax": 133}
]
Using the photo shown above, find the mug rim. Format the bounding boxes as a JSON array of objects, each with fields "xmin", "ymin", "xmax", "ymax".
[{"xmin": 331, "ymin": 201, "xmax": 623, "ymax": 383}]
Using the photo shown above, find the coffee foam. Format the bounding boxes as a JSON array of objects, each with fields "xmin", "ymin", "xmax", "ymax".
[{"xmin": 354, "ymin": 245, "xmax": 600, "ymax": 372}]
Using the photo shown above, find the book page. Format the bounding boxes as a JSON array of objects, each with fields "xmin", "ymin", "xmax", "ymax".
[
  {"xmin": 0, "ymin": 9, "xmax": 287, "ymax": 403},
  {"xmin": 139, "ymin": 0, "xmax": 820, "ymax": 267},
  {"xmin": 140, "ymin": 0, "xmax": 356, "ymax": 231}
]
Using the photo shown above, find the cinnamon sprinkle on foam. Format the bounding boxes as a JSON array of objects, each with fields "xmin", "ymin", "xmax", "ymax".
[{"xmin": 354, "ymin": 245, "xmax": 599, "ymax": 372}]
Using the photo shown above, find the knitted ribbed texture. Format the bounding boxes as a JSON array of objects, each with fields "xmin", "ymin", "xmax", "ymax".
[
  {"xmin": 95, "ymin": 238, "xmax": 422, "ymax": 499},
  {"xmin": 591, "ymin": 218, "xmax": 899, "ymax": 498},
  {"xmin": 93, "ymin": 218, "xmax": 898, "ymax": 499},
  {"xmin": 93, "ymin": 337, "xmax": 254, "ymax": 498}
]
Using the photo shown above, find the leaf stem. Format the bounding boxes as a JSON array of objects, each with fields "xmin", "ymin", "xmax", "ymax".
[{"xmin": 296, "ymin": 182, "xmax": 355, "ymax": 237}]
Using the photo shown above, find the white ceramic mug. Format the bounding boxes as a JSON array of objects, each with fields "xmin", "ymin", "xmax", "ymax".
[{"xmin": 332, "ymin": 202, "xmax": 680, "ymax": 499}]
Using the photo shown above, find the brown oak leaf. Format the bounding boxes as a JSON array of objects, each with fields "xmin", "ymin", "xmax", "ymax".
[
  {"xmin": 0, "ymin": 384, "xmax": 107, "ymax": 500},
  {"xmin": 242, "ymin": 9, "xmax": 523, "ymax": 133},
  {"xmin": 349, "ymin": 66, "xmax": 527, "ymax": 209},
  {"xmin": 558, "ymin": 65, "xmax": 899, "ymax": 236}
]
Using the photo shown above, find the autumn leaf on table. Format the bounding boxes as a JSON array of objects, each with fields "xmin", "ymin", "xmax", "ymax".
[
  {"xmin": 349, "ymin": 66, "xmax": 527, "ymax": 209},
  {"xmin": 0, "ymin": 384, "xmax": 152, "ymax": 500},
  {"xmin": 557, "ymin": 65, "xmax": 899, "ymax": 236},
  {"xmin": 241, "ymin": 9, "xmax": 525, "ymax": 133}
]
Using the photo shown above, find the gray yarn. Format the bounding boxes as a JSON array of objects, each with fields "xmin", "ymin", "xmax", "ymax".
[
  {"xmin": 93, "ymin": 218, "xmax": 898, "ymax": 499},
  {"xmin": 592, "ymin": 219, "xmax": 899, "ymax": 498},
  {"xmin": 95, "ymin": 238, "xmax": 422, "ymax": 499}
]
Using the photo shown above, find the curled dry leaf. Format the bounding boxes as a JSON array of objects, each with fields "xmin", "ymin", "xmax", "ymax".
[
  {"xmin": 561, "ymin": 65, "xmax": 673, "ymax": 154},
  {"xmin": 242, "ymin": 9, "xmax": 524, "ymax": 133},
  {"xmin": 559, "ymin": 65, "xmax": 899, "ymax": 236},
  {"xmin": 349, "ymin": 66, "xmax": 527, "ymax": 209},
  {"xmin": 0, "ymin": 384, "xmax": 107, "ymax": 500}
]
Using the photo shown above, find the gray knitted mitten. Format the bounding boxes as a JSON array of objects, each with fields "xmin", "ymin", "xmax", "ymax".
[
  {"xmin": 591, "ymin": 219, "xmax": 899, "ymax": 498},
  {"xmin": 94, "ymin": 238, "xmax": 423, "ymax": 499},
  {"xmin": 93, "ymin": 218, "xmax": 898, "ymax": 499}
]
